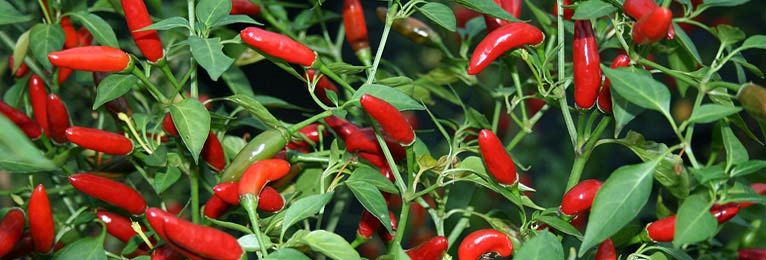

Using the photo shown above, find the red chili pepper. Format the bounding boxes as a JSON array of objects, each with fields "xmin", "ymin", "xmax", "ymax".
[
  {"xmin": 120, "ymin": 0, "xmax": 164, "ymax": 62},
  {"xmin": 484, "ymin": 0, "xmax": 522, "ymax": 32},
  {"xmin": 467, "ymin": 22, "xmax": 544, "ymax": 75},
  {"xmin": 357, "ymin": 210, "xmax": 380, "ymax": 239},
  {"xmin": 230, "ymin": 0, "xmax": 260, "ymax": 15},
  {"xmin": 48, "ymin": 46, "xmax": 132, "ymax": 72},
  {"xmin": 77, "ymin": 27, "xmax": 93, "ymax": 46},
  {"xmin": 377, "ymin": 211, "xmax": 397, "ymax": 242},
  {"xmin": 202, "ymin": 132, "xmax": 226, "ymax": 172},
  {"xmin": 162, "ymin": 113, "xmax": 178, "ymax": 136},
  {"xmin": 28, "ymin": 74, "xmax": 49, "ymax": 135},
  {"xmin": 58, "ymin": 68, "xmax": 73, "ymax": 85},
  {"xmin": 560, "ymin": 179, "xmax": 603, "ymax": 215},
  {"xmin": 631, "ymin": 7, "xmax": 672, "ymax": 45},
  {"xmin": 458, "ymin": 229, "xmax": 513, "ymax": 260},
  {"xmin": 573, "ymin": 19, "xmax": 602, "ymax": 110},
  {"xmin": 68, "ymin": 173, "xmax": 147, "ymax": 215},
  {"xmin": 287, "ymin": 124, "xmax": 324, "ymax": 151},
  {"xmin": 0, "ymin": 208, "xmax": 26, "ymax": 258},
  {"xmin": 598, "ymin": 54, "xmax": 631, "ymax": 113},
  {"xmin": 60, "ymin": 17, "xmax": 79, "ymax": 49},
  {"xmin": 646, "ymin": 215, "xmax": 676, "ymax": 242},
  {"xmin": 145, "ymin": 208, "xmax": 210, "ymax": 260},
  {"xmin": 360, "ymin": 94, "xmax": 416, "ymax": 145},
  {"xmin": 345, "ymin": 128, "xmax": 407, "ymax": 161},
  {"xmin": 238, "ymin": 159, "xmax": 291, "ymax": 197},
  {"xmin": 569, "ymin": 210, "xmax": 589, "ymax": 232},
  {"xmin": 740, "ymin": 183, "xmax": 766, "ymax": 208},
  {"xmin": 203, "ymin": 196, "xmax": 231, "ymax": 220},
  {"xmin": 8, "ymin": 57, "xmax": 29, "ymax": 77},
  {"xmin": 65, "ymin": 127, "xmax": 134, "ymax": 155},
  {"xmin": 324, "ymin": 116, "xmax": 359, "ymax": 141},
  {"xmin": 623, "ymin": 0, "xmax": 658, "ymax": 20},
  {"xmin": 29, "ymin": 184, "xmax": 55, "ymax": 253},
  {"xmin": 553, "ymin": 0, "xmax": 574, "ymax": 20},
  {"xmin": 343, "ymin": 0, "xmax": 371, "ymax": 64},
  {"xmin": 739, "ymin": 248, "xmax": 766, "ymax": 260},
  {"xmin": 454, "ymin": 5, "xmax": 482, "ymax": 28},
  {"xmin": 0, "ymin": 100, "xmax": 42, "ymax": 140},
  {"xmin": 405, "ymin": 236, "xmax": 448, "ymax": 260},
  {"xmin": 213, "ymin": 182, "xmax": 284, "ymax": 211},
  {"xmin": 163, "ymin": 212, "xmax": 244, "ymax": 260},
  {"xmin": 151, "ymin": 245, "xmax": 186, "ymax": 260},
  {"xmin": 665, "ymin": 24, "xmax": 675, "ymax": 40},
  {"xmin": 710, "ymin": 203, "xmax": 740, "ymax": 224},
  {"xmin": 306, "ymin": 70, "xmax": 340, "ymax": 104},
  {"xmin": 240, "ymin": 27, "xmax": 316, "ymax": 67},
  {"xmin": 96, "ymin": 210, "xmax": 151, "ymax": 250},
  {"xmin": 478, "ymin": 129, "xmax": 517, "ymax": 185},
  {"xmin": 595, "ymin": 239, "xmax": 616, "ymax": 260},
  {"xmin": 358, "ymin": 152, "xmax": 388, "ymax": 169},
  {"xmin": 3, "ymin": 231, "xmax": 33, "ymax": 259}
]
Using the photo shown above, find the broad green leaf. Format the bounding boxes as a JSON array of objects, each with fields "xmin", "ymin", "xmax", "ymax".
[
  {"xmin": 604, "ymin": 67, "xmax": 671, "ymax": 117},
  {"xmin": 514, "ymin": 230, "xmax": 564, "ymax": 260},
  {"xmin": 134, "ymin": 17, "xmax": 190, "ymax": 31},
  {"xmin": 650, "ymin": 244, "xmax": 695, "ymax": 260},
  {"xmin": 699, "ymin": 0, "xmax": 750, "ymax": 10},
  {"xmin": 12, "ymin": 31, "xmax": 30, "ymax": 73},
  {"xmin": 263, "ymin": 248, "xmax": 311, "ymax": 260},
  {"xmin": 323, "ymin": 62, "xmax": 366, "ymax": 74},
  {"xmin": 238, "ymin": 233, "xmax": 273, "ymax": 252},
  {"xmin": 222, "ymin": 66, "xmax": 255, "ymax": 97},
  {"xmin": 3, "ymin": 81, "xmax": 25, "ymax": 106},
  {"xmin": 721, "ymin": 124, "xmax": 748, "ymax": 170},
  {"xmin": 536, "ymin": 215, "xmax": 583, "ymax": 239},
  {"xmin": 418, "ymin": 2, "xmax": 456, "ymax": 32},
  {"xmin": 53, "ymin": 235, "xmax": 106, "ymax": 260},
  {"xmin": 347, "ymin": 181, "xmax": 393, "ymax": 233},
  {"xmin": 348, "ymin": 166, "xmax": 399, "ymax": 194},
  {"xmin": 740, "ymin": 35, "xmax": 766, "ymax": 50},
  {"xmin": 612, "ymin": 92, "xmax": 645, "ymax": 137},
  {"xmin": 672, "ymin": 23, "xmax": 703, "ymax": 66},
  {"xmin": 281, "ymin": 192, "xmax": 333, "ymax": 236},
  {"xmin": 616, "ymin": 131, "xmax": 690, "ymax": 199},
  {"xmin": 0, "ymin": 0, "xmax": 32, "ymax": 25},
  {"xmin": 716, "ymin": 24, "xmax": 745, "ymax": 46},
  {"xmin": 190, "ymin": 36, "xmax": 233, "ymax": 81},
  {"xmin": 93, "ymin": 74, "xmax": 137, "ymax": 110},
  {"xmin": 731, "ymin": 160, "xmax": 766, "ymax": 177},
  {"xmin": 525, "ymin": 0, "xmax": 552, "ymax": 28},
  {"xmin": 195, "ymin": 0, "xmax": 231, "ymax": 27},
  {"xmin": 580, "ymin": 159, "xmax": 659, "ymax": 255},
  {"xmin": 351, "ymin": 84, "xmax": 425, "ymax": 110},
  {"xmin": 211, "ymin": 14, "xmax": 262, "ymax": 27},
  {"xmin": 674, "ymin": 194, "xmax": 716, "ymax": 246},
  {"xmin": 686, "ymin": 104, "xmax": 742, "ymax": 124},
  {"xmin": 455, "ymin": 0, "xmax": 519, "ymax": 22},
  {"xmin": 154, "ymin": 167, "xmax": 181, "ymax": 194},
  {"xmin": 0, "ymin": 116, "xmax": 56, "ymax": 172},
  {"xmin": 300, "ymin": 230, "xmax": 361, "ymax": 260},
  {"xmin": 225, "ymin": 94, "xmax": 283, "ymax": 130},
  {"xmin": 68, "ymin": 12, "xmax": 119, "ymax": 48},
  {"xmin": 689, "ymin": 164, "xmax": 726, "ymax": 184},
  {"xmin": 170, "ymin": 99, "xmax": 211, "ymax": 163},
  {"xmin": 29, "ymin": 23, "xmax": 65, "ymax": 70},
  {"xmin": 572, "ymin": 0, "xmax": 617, "ymax": 20}
]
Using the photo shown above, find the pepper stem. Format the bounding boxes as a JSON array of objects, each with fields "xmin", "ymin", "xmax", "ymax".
[
  {"xmin": 242, "ymin": 193, "xmax": 270, "ymax": 256},
  {"xmin": 317, "ymin": 62, "xmax": 355, "ymax": 93},
  {"xmin": 130, "ymin": 67, "xmax": 169, "ymax": 104}
]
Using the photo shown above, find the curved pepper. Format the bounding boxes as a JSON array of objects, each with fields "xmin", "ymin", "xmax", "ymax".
[
  {"xmin": 48, "ymin": 46, "xmax": 132, "ymax": 72},
  {"xmin": 120, "ymin": 0, "xmax": 164, "ymax": 62},
  {"xmin": 598, "ymin": 54, "xmax": 631, "ymax": 113},
  {"xmin": 477, "ymin": 129, "xmax": 517, "ymax": 185},
  {"xmin": 29, "ymin": 184, "xmax": 55, "ymax": 253},
  {"xmin": 221, "ymin": 129, "xmax": 288, "ymax": 182},
  {"xmin": 203, "ymin": 196, "xmax": 231, "ymax": 220},
  {"xmin": 8, "ymin": 57, "xmax": 29, "ymax": 77},
  {"xmin": 710, "ymin": 203, "xmax": 740, "ymax": 224},
  {"xmin": 573, "ymin": 19, "xmax": 601, "ymax": 109},
  {"xmin": 163, "ymin": 213, "xmax": 244, "ymax": 260},
  {"xmin": 343, "ymin": 0, "xmax": 371, "ymax": 64},
  {"xmin": 28, "ymin": 75, "xmax": 49, "ymax": 135},
  {"xmin": 484, "ymin": 0, "xmax": 522, "ymax": 32},
  {"xmin": 0, "ymin": 208, "xmax": 26, "ymax": 258},
  {"xmin": 467, "ymin": 22, "xmax": 543, "ymax": 75},
  {"xmin": 240, "ymin": 27, "xmax": 316, "ymax": 67},
  {"xmin": 324, "ymin": 116, "xmax": 359, "ymax": 141},
  {"xmin": 238, "ymin": 159, "xmax": 291, "ymax": 197},
  {"xmin": 631, "ymin": 7, "xmax": 672, "ymax": 45},
  {"xmin": 405, "ymin": 236, "xmax": 448, "ymax": 260},
  {"xmin": 345, "ymin": 128, "xmax": 406, "ymax": 161},
  {"xmin": 646, "ymin": 215, "xmax": 676, "ymax": 242},
  {"xmin": 230, "ymin": 0, "xmax": 260, "ymax": 15},
  {"xmin": 0, "ymin": 100, "xmax": 42, "ymax": 139},
  {"xmin": 202, "ymin": 131, "xmax": 226, "ymax": 172},
  {"xmin": 560, "ymin": 179, "xmax": 603, "ymax": 215},
  {"xmin": 376, "ymin": 7, "xmax": 442, "ymax": 47},
  {"xmin": 3, "ymin": 231, "xmax": 33, "ymax": 259},
  {"xmin": 306, "ymin": 70, "xmax": 340, "ymax": 104},
  {"xmin": 61, "ymin": 17, "xmax": 79, "ymax": 49},
  {"xmin": 46, "ymin": 94, "xmax": 70, "ymax": 143},
  {"xmin": 360, "ymin": 94, "xmax": 416, "ymax": 145},
  {"xmin": 737, "ymin": 84, "xmax": 766, "ymax": 121},
  {"xmin": 65, "ymin": 127, "xmax": 134, "ymax": 155},
  {"xmin": 145, "ymin": 208, "xmax": 212, "ymax": 260},
  {"xmin": 458, "ymin": 229, "xmax": 513, "ymax": 260},
  {"xmin": 596, "ymin": 239, "xmax": 616, "ymax": 260},
  {"xmin": 213, "ymin": 182, "xmax": 284, "ymax": 211},
  {"xmin": 69, "ymin": 173, "xmax": 147, "ymax": 215}
]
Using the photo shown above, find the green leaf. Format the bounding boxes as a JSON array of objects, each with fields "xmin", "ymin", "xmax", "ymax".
[
  {"xmin": 740, "ymin": 35, "xmax": 766, "ymax": 50},
  {"xmin": 281, "ymin": 192, "xmax": 334, "ymax": 236},
  {"xmin": 716, "ymin": 24, "xmax": 745, "ymax": 46},
  {"xmin": 418, "ymin": 3, "xmax": 456, "ymax": 32},
  {"xmin": 351, "ymin": 84, "xmax": 425, "ymax": 110},
  {"xmin": 721, "ymin": 124, "xmax": 748, "ymax": 170},
  {"xmin": 348, "ymin": 166, "xmax": 399, "ymax": 194},
  {"xmin": 53, "ymin": 236, "xmax": 107, "ymax": 260},
  {"xmin": 674, "ymin": 194, "xmax": 717, "ymax": 246},
  {"xmin": 323, "ymin": 62, "xmax": 367, "ymax": 74},
  {"xmin": 514, "ymin": 230, "xmax": 565, "ymax": 260},
  {"xmin": 347, "ymin": 181, "xmax": 393, "ymax": 233},
  {"xmin": 225, "ymin": 94, "xmax": 283, "ymax": 130},
  {"xmin": 207, "ymin": 217, "xmax": 252, "ymax": 234},
  {"xmin": 689, "ymin": 164, "xmax": 726, "ymax": 184},
  {"xmin": 699, "ymin": 0, "xmax": 750, "ymax": 10},
  {"xmin": 0, "ymin": 0, "xmax": 32, "ymax": 25},
  {"xmin": 68, "ymin": 12, "xmax": 119, "ymax": 48},
  {"xmin": 612, "ymin": 88, "xmax": 645, "ymax": 137},
  {"xmin": 672, "ymin": 23, "xmax": 703, "ymax": 65},
  {"xmin": 238, "ymin": 233, "xmax": 273, "ymax": 252},
  {"xmin": 605, "ymin": 67, "xmax": 671, "ymax": 117},
  {"xmin": 263, "ymin": 248, "xmax": 311, "ymax": 260},
  {"xmin": 300, "ymin": 230, "xmax": 361, "ymax": 260},
  {"xmin": 0, "ymin": 116, "xmax": 56, "ymax": 172},
  {"xmin": 134, "ymin": 17, "xmax": 190, "ymax": 31},
  {"xmin": 29, "ymin": 23, "xmax": 65, "ymax": 70},
  {"xmin": 222, "ymin": 66, "xmax": 255, "ymax": 97},
  {"xmin": 154, "ymin": 167, "xmax": 181, "ymax": 194},
  {"xmin": 536, "ymin": 215, "xmax": 583, "ymax": 239},
  {"xmin": 580, "ymin": 159, "xmax": 659, "ymax": 255},
  {"xmin": 189, "ymin": 36, "xmax": 234, "ymax": 81},
  {"xmin": 211, "ymin": 14, "xmax": 262, "ymax": 27},
  {"xmin": 253, "ymin": 95, "xmax": 305, "ymax": 111},
  {"xmin": 731, "ymin": 160, "xmax": 766, "ymax": 177},
  {"xmin": 731, "ymin": 53, "xmax": 764, "ymax": 78},
  {"xmin": 11, "ymin": 30, "xmax": 30, "ymax": 74},
  {"xmin": 93, "ymin": 74, "xmax": 137, "ymax": 110},
  {"xmin": 170, "ymin": 99, "xmax": 211, "ymax": 163},
  {"xmin": 195, "ymin": 0, "xmax": 231, "ymax": 27},
  {"xmin": 572, "ymin": 0, "xmax": 617, "ymax": 20},
  {"xmin": 686, "ymin": 104, "xmax": 742, "ymax": 124},
  {"xmin": 455, "ymin": 0, "xmax": 519, "ymax": 22}
]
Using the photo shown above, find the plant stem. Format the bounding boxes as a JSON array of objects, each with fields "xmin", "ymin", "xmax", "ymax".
[
  {"xmin": 365, "ymin": 2, "xmax": 396, "ymax": 86},
  {"xmin": 565, "ymin": 116, "xmax": 611, "ymax": 191},
  {"xmin": 446, "ymin": 206, "xmax": 473, "ymax": 249},
  {"xmin": 243, "ymin": 194, "xmax": 270, "ymax": 256},
  {"xmin": 131, "ymin": 68, "xmax": 169, "ymax": 104},
  {"xmin": 190, "ymin": 166, "xmax": 200, "ymax": 224}
]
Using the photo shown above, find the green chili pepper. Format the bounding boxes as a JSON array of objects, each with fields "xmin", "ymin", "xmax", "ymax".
[
  {"xmin": 376, "ymin": 7, "xmax": 442, "ymax": 48},
  {"xmin": 220, "ymin": 129, "xmax": 287, "ymax": 182}
]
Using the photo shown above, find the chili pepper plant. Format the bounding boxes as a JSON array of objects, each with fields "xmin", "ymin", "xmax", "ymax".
[{"xmin": 1, "ymin": 0, "xmax": 766, "ymax": 259}]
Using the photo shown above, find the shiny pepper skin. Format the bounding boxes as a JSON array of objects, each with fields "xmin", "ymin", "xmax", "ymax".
[
  {"xmin": 405, "ymin": 236, "xmax": 448, "ymax": 260},
  {"xmin": 573, "ymin": 19, "xmax": 602, "ymax": 109},
  {"xmin": 68, "ymin": 173, "xmax": 147, "ymax": 215},
  {"xmin": 598, "ymin": 54, "xmax": 631, "ymax": 113},
  {"xmin": 48, "ymin": 46, "xmax": 132, "ymax": 72},
  {"xmin": 467, "ymin": 22, "xmax": 543, "ymax": 75},
  {"xmin": 376, "ymin": 7, "xmax": 442, "ymax": 47},
  {"xmin": 240, "ymin": 27, "xmax": 316, "ymax": 66},
  {"xmin": 96, "ymin": 210, "xmax": 149, "ymax": 249},
  {"xmin": 646, "ymin": 215, "xmax": 676, "ymax": 242},
  {"xmin": 623, "ymin": 0, "xmax": 658, "ymax": 20},
  {"xmin": 484, "ymin": 0, "xmax": 522, "ymax": 32},
  {"xmin": 345, "ymin": 128, "xmax": 407, "ymax": 161},
  {"xmin": 560, "ymin": 179, "xmax": 603, "ymax": 215},
  {"xmin": 458, "ymin": 229, "xmax": 513, "ymax": 260},
  {"xmin": 360, "ymin": 94, "xmax": 416, "ymax": 145},
  {"xmin": 202, "ymin": 132, "xmax": 226, "ymax": 172},
  {"xmin": 221, "ymin": 129, "xmax": 287, "ymax": 182},
  {"xmin": 306, "ymin": 69, "xmax": 340, "ymax": 104},
  {"xmin": 230, "ymin": 0, "xmax": 260, "ymax": 15},
  {"xmin": 0, "ymin": 208, "xmax": 26, "ymax": 258},
  {"xmin": 343, "ymin": 0, "xmax": 370, "ymax": 58},
  {"xmin": 631, "ymin": 7, "xmax": 672, "ymax": 45},
  {"xmin": 65, "ymin": 127, "xmax": 134, "ymax": 155},
  {"xmin": 120, "ymin": 0, "xmax": 164, "ymax": 62},
  {"xmin": 203, "ymin": 196, "xmax": 231, "ymax": 219},
  {"xmin": 28, "ymin": 75, "xmax": 49, "ymax": 135},
  {"xmin": 478, "ymin": 129, "xmax": 517, "ymax": 185},
  {"xmin": 213, "ymin": 182, "xmax": 284, "ymax": 211},
  {"xmin": 8, "ymin": 56, "xmax": 29, "ymax": 77},
  {"xmin": 324, "ymin": 116, "xmax": 359, "ymax": 141},
  {"xmin": 29, "ymin": 184, "xmax": 55, "ymax": 253},
  {"xmin": 60, "ymin": 17, "xmax": 79, "ymax": 49},
  {"xmin": 287, "ymin": 123, "xmax": 325, "ymax": 151},
  {"xmin": 163, "ymin": 213, "xmax": 244, "ymax": 260},
  {"xmin": 739, "ymin": 249, "xmax": 766, "ymax": 260},
  {"xmin": 162, "ymin": 113, "xmax": 178, "ymax": 136},
  {"xmin": 0, "ymin": 100, "xmax": 42, "ymax": 139},
  {"xmin": 357, "ymin": 210, "xmax": 378, "ymax": 239},
  {"xmin": 238, "ymin": 159, "xmax": 291, "ymax": 196},
  {"xmin": 151, "ymin": 245, "xmax": 186, "ymax": 260},
  {"xmin": 710, "ymin": 203, "xmax": 740, "ymax": 223},
  {"xmin": 596, "ymin": 239, "xmax": 617, "ymax": 260},
  {"xmin": 145, "ymin": 208, "xmax": 205, "ymax": 260},
  {"xmin": 46, "ymin": 93, "xmax": 70, "ymax": 143}
]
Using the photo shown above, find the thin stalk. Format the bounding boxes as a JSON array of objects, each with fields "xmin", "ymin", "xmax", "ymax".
[
  {"xmin": 365, "ymin": 2, "xmax": 396, "ymax": 86},
  {"xmin": 190, "ymin": 166, "xmax": 200, "ymax": 224},
  {"xmin": 565, "ymin": 117, "xmax": 611, "ymax": 191},
  {"xmin": 131, "ymin": 68, "xmax": 169, "ymax": 104}
]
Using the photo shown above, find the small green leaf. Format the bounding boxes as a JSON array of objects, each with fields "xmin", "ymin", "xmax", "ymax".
[
  {"xmin": 207, "ymin": 217, "xmax": 252, "ymax": 234},
  {"xmin": 134, "ymin": 17, "xmax": 190, "ymax": 31},
  {"xmin": 572, "ymin": 0, "xmax": 617, "ymax": 20},
  {"xmin": 514, "ymin": 230, "xmax": 565, "ymax": 260},
  {"xmin": 731, "ymin": 160, "xmax": 766, "ymax": 177},
  {"xmin": 196, "ymin": 0, "xmax": 232, "ymax": 27},
  {"xmin": 154, "ymin": 167, "xmax": 181, "ymax": 194},
  {"xmin": 238, "ymin": 233, "xmax": 273, "ymax": 252},
  {"xmin": 93, "ymin": 74, "xmax": 137, "ymax": 110},
  {"xmin": 222, "ymin": 66, "xmax": 255, "ymax": 97},
  {"xmin": 418, "ymin": 3, "xmax": 456, "ymax": 32},
  {"xmin": 281, "ymin": 192, "xmax": 334, "ymax": 236},
  {"xmin": 170, "ymin": 99, "xmax": 211, "ymax": 163},
  {"xmin": 348, "ymin": 166, "xmax": 399, "ymax": 194},
  {"xmin": 68, "ymin": 12, "xmax": 119, "ymax": 48},
  {"xmin": 300, "ymin": 230, "xmax": 361, "ymax": 260},
  {"xmin": 212, "ymin": 14, "xmax": 262, "ymax": 27},
  {"xmin": 225, "ymin": 94, "xmax": 283, "ymax": 130},
  {"xmin": 323, "ymin": 62, "xmax": 367, "ymax": 74},
  {"xmin": 351, "ymin": 84, "xmax": 425, "ymax": 110},
  {"xmin": 263, "ymin": 248, "xmax": 311, "ymax": 260},
  {"xmin": 454, "ymin": 0, "xmax": 519, "ymax": 22},
  {"xmin": 190, "ymin": 36, "xmax": 234, "ymax": 81},
  {"xmin": 699, "ymin": 0, "xmax": 750, "ymax": 10},
  {"xmin": 0, "ymin": 116, "xmax": 56, "ymax": 172},
  {"xmin": 536, "ymin": 215, "xmax": 583, "ymax": 239},
  {"xmin": 29, "ymin": 23, "xmax": 65, "ymax": 70},
  {"xmin": 612, "ymin": 89, "xmax": 645, "ymax": 137},
  {"xmin": 11, "ymin": 30, "xmax": 30, "ymax": 74},
  {"xmin": 674, "ymin": 194, "xmax": 717, "ymax": 246},
  {"xmin": 605, "ymin": 67, "xmax": 671, "ymax": 118},
  {"xmin": 347, "ymin": 181, "xmax": 393, "ymax": 233},
  {"xmin": 716, "ymin": 24, "xmax": 746, "ymax": 46},
  {"xmin": 686, "ymin": 104, "xmax": 742, "ymax": 124},
  {"xmin": 740, "ymin": 35, "xmax": 766, "ymax": 50},
  {"xmin": 53, "ymin": 236, "xmax": 107, "ymax": 260},
  {"xmin": 721, "ymin": 124, "xmax": 748, "ymax": 170},
  {"xmin": 0, "ymin": 0, "xmax": 32, "ymax": 25},
  {"xmin": 672, "ymin": 23, "xmax": 703, "ymax": 65}
]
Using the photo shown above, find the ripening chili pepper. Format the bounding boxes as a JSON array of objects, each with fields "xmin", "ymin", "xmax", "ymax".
[
  {"xmin": 376, "ymin": 7, "xmax": 443, "ymax": 47},
  {"xmin": 29, "ymin": 184, "xmax": 55, "ymax": 253},
  {"xmin": 77, "ymin": 27, "xmax": 93, "ymax": 46},
  {"xmin": 121, "ymin": 0, "xmax": 164, "ymax": 62},
  {"xmin": 737, "ymin": 84, "xmax": 766, "ymax": 121},
  {"xmin": 28, "ymin": 74, "xmax": 49, "ymax": 135},
  {"xmin": 8, "ymin": 57, "xmax": 29, "ymax": 77},
  {"xmin": 573, "ymin": 19, "xmax": 602, "ymax": 109},
  {"xmin": 163, "ymin": 213, "xmax": 244, "ymax": 260},
  {"xmin": 360, "ymin": 94, "xmax": 416, "ymax": 145},
  {"xmin": 623, "ymin": 0, "xmax": 658, "ymax": 20},
  {"xmin": 740, "ymin": 183, "xmax": 766, "ymax": 208},
  {"xmin": 65, "ymin": 127, "xmax": 134, "ymax": 155},
  {"xmin": 467, "ymin": 22, "xmax": 544, "ymax": 75},
  {"xmin": 595, "ymin": 239, "xmax": 617, "ymax": 260},
  {"xmin": 477, "ymin": 129, "xmax": 518, "ymax": 185},
  {"xmin": 484, "ymin": 0, "xmax": 522, "ymax": 32},
  {"xmin": 145, "ymin": 208, "xmax": 211, "ymax": 260},
  {"xmin": 553, "ymin": 0, "xmax": 574, "ymax": 20},
  {"xmin": 96, "ymin": 210, "xmax": 151, "ymax": 250},
  {"xmin": 230, "ymin": 0, "xmax": 260, "ymax": 15},
  {"xmin": 306, "ymin": 70, "xmax": 340, "ymax": 104},
  {"xmin": 324, "ymin": 116, "xmax": 359, "ymax": 141},
  {"xmin": 213, "ymin": 182, "xmax": 240, "ymax": 204},
  {"xmin": 58, "ymin": 67, "xmax": 73, "ymax": 85},
  {"xmin": 69, "ymin": 173, "xmax": 147, "ymax": 215},
  {"xmin": 405, "ymin": 236, "xmax": 448, "ymax": 260},
  {"xmin": 213, "ymin": 182, "xmax": 284, "ymax": 211},
  {"xmin": 710, "ymin": 203, "xmax": 740, "ymax": 224},
  {"xmin": 239, "ymin": 159, "xmax": 291, "ymax": 197},
  {"xmin": 454, "ymin": 5, "xmax": 482, "ymax": 28},
  {"xmin": 631, "ymin": 7, "xmax": 672, "ymax": 45},
  {"xmin": 598, "ymin": 54, "xmax": 631, "ymax": 113},
  {"xmin": 3, "ymin": 231, "xmax": 33, "ymax": 259},
  {"xmin": 358, "ymin": 152, "xmax": 388, "ymax": 169},
  {"xmin": 646, "ymin": 215, "xmax": 676, "ymax": 242},
  {"xmin": 0, "ymin": 208, "xmax": 25, "ymax": 258},
  {"xmin": 458, "ymin": 229, "xmax": 513, "ymax": 260},
  {"xmin": 666, "ymin": 25, "xmax": 675, "ymax": 40},
  {"xmin": 48, "ymin": 46, "xmax": 132, "ymax": 72},
  {"xmin": 162, "ymin": 113, "xmax": 178, "ymax": 136},
  {"xmin": 202, "ymin": 132, "xmax": 226, "ymax": 172},
  {"xmin": 60, "ymin": 17, "xmax": 79, "ymax": 49},
  {"xmin": 377, "ymin": 211, "xmax": 398, "ymax": 242},
  {"xmin": 0, "ymin": 100, "xmax": 42, "ymax": 139},
  {"xmin": 287, "ymin": 124, "xmax": 324, "ymax": 151},
  {"xmin": 569, "ymin": 210, "xmax": 589, "ymax": 232},
  {"xmin": 203, "ymin": 196, "xmax": 231, "ymax": 220},
  {"xmin": 151, "ymin": 245, "xmax": 186, "ymax": 260},
  {"xmin": 240, "ymin": 27, "xmax": 316, "ymax": 67},
  {"xmin": 221, "ymin": 129, "xmax": 288, "ymax": 182},
  {"xmin": 739, "ymin": 249, "xmax": 766, "ymax": 260},
  {"xmin": 560, "ymin": 179, "xmax": 603, "ymax": 215},
  {"xmin": 343, "ymin": 0, "xmax": 371, "ymax": 65},
  {"xmin": 357, "ymin": 210, "xmax": 379, "ymax": 239},
  {"xmin": 345, "ymin": 128, "xmax": 407, "ymax": 161}
]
